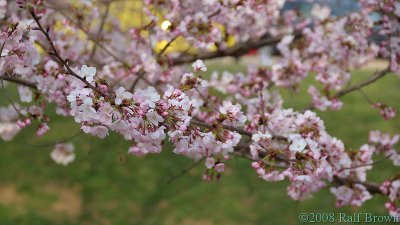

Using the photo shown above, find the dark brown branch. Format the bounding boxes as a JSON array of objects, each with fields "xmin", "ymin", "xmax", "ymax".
[
  {"xmin": 157, "ymin": 36, "xmax": 178, "ymax": 58},
  {"xmin": 0, "ymin": 75, "xmax": 37, "ymax": 89},
  {"xmin": 333, "ymin": 176, "xmax": 382, "ymax": 194},
  {"xmin": 191, "ymin": 119, "xmax": 253, "ymax": 137},
  {"xmin": 171, "ymin": 33, "xmax": 301, "ymax": 65},
  {"xmin": 129, "ymin": 71, "xmax": 145, "ymax": 92}
]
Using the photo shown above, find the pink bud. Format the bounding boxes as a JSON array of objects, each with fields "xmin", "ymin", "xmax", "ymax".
[
  {"xmin": 17, "ymin": 120, "xmax": 26, "ymax": 128},
  {"xmin": 205, "ymin": 157, "xmax": 215, "ymax": 169},
  {"xmin": 215, "ymin": 163, "xmax": 225, "ymax": 173},
  {"xmin": 36, "ymin": 123, "xmax": 49, "ymax": 136},
  {"xmin": 256, "ymin": 168, "xmax": 265, "ymax": 176},
  {"xmin": 251, "ymin": 162, "xmax": 260, "ymax": 169}
]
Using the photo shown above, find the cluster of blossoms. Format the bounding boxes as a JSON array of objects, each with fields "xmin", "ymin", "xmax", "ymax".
[
  {"xmin": 368, "ymin": 130, "xmax": 400, "ymax": 166},
  {"xmin": 330, "ymin": 184, "xmax": 372, "ymax": 208},
  {"xmin": 0, "ymin": 0, "xmax": 399, "ymax": 216},
  {"xmin": 359, "ymin": 0, "xmax": 400, "ymax": 75},
  {"xmin": 381, "ymin": 179, "xmax": 400, "ymax": 216},
  {"xmin": 373, "ymin": 102, "xmax": 397, "ymax": 120},
  {"xmin": 144, "ymin": 0, "xmax": 287, "ymax": 49},
  {"xmin": 65, "ymin": 62, "xmax": 244, "ymax": 167}
]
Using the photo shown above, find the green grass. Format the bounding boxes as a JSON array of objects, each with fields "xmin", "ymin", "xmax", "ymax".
[{"xmin": 0, "ymin": 64, "xmax": 399, "ymax": 225}]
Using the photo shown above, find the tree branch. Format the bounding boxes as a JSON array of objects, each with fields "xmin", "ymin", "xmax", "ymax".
[
  {"xmin": 0, "ymin": 75, "xmax": 37, "ymax": 89},
  {"xmin": 305, "ymin": 67, "xmax": 391, "ymax": 111},
  {"xmin": 171, "ymin": 33, "xmax": 301, "ymax": 65},
  {"xmin": 336, "ymin": 67, "xmax": 391, "ymax": 98},
  {"xmin": 90, "ymin": 2, "xmax": 111, "ymax": 58}
]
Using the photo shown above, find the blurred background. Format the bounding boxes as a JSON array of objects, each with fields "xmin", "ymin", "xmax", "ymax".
[{"xmin": 1, "ymin": 0, "xmax": 399, "ymax": 224}]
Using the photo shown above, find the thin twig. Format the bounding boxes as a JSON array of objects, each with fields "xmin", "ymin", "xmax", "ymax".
[
  {"xmin": 29, "ymin": 10, "xmax": 106, "ymax": 97},
  {"xmin": 157, "ymin": 36, "xmax": 177, "ymax": 57},
  {"xmin": 167, "ymin": 158, "xmax": 205, "ymax": 184},
  {"xmin": 304, "ymin": 67, "xmax": 390, "ymax": 111},
  {"xmin": 129, "ymin": 71, "xmax": 145, "ymax": 92},
  {"xmin": 335, "ymin": 67, "xmax": 390, "ymax": 98},
  {"xmin": 338, "ymin": 154, "xmax": 392, "ymax": 172},
  {"xmin": 358, "ymin": 89, "xmax": 375, "ymax": 105},
  {"xmin": 11, "ymin": 131, "xmax": 83, "ymax": 148},
  {"xmin": 45, "ymin": 2, "xmax": 131, "ymax": 68},
  {"xmin": 0, "ymin": 78, "xmax": 23, "ymax": 116},
  {"xmin": 90, "ymin": 2, "xmax": 111, "ymax": 58}
]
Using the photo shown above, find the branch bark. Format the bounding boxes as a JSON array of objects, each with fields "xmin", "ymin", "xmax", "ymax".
[
  {"xmin": 171, "ymin": 32, "xmax": 301, "ymax": 65},
  {"xmin": 0, "ymin": 74, "xmax": 37, "ymax": 89}
]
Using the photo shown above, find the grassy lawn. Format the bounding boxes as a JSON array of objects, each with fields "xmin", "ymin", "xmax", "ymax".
[{"xmin": 0, "ymin": 62, "xmax": 399, "ymax": 225}]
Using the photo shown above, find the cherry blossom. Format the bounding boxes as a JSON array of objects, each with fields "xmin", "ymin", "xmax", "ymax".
[
  {"xmin": 331, "ymin": 184, "xmax": 372, "ymax": 207},
  {"xmin": 219, "ymin": 101, "xmax": 246, "ymax": 127},
  {"xmin": 192, "ymin": 59, "xmax": 207, "ymax": 72},
  {"xmin": 51, "ymin": 143, "xmax": 76, "ymax": 166},
  {"xmin": 36, "ymin": 123, "xmax": 50, "ymax": 136},
  {"xmin": 373, "ymin": 103, "xmax": 397, "ymax": 120},
  {"xmin": 0, "ymin": 123, "xmax": 21, "ymax": 141},
  {"xmin": 311, "ymin": 4, "xmax": 331, "ymax": 21},
  {"xmin": 78, "ymin": 65, "xmax": 97, "ymax": 83},
  {"xmin": 115, "ymin": 87, "xmax": 133, "ymax": 105},
  {"xmin": 18, "ymin": 86, "xmax": 33, "ymax": 103},
  {"xmin": 368, "ymin": 130, "xmax": 400, "ymax": 166},
  {"xmin": 288, "ymin": 134, "xmax": 307, "ymax": 153}
]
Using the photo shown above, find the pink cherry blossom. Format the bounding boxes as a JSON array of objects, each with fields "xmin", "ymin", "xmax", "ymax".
[
  {"xmin": 288, "ymin": 134, "xmax": 307, "ymax": 153},
  {"xmin": 0, "ymin": 123, "xmax": 21, "ymax": 141},
  {"xmin": 51, "ymin": 143, "xmax": 75, "ymax": 166},
  {"xmin": 115, "ymin": 87, "xmax": 133, "ymax": 105},
  {"xmin": 78, "ymin": 65, "xmax": 97, "ymax": 83},
  {"xmin": 192, "ymin": 59, "xmax": 207, "ymax": 72},
  {"xmin": 36, "ymin": 123, "xmax": 50, "ymax": 136},
  {"xmin": 330, "ymin": 184, "xmax": 372, "ymax": 207},
  {"xmin": 18, "ymin": 86, "xmax": 33, "ymax": 103}
]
